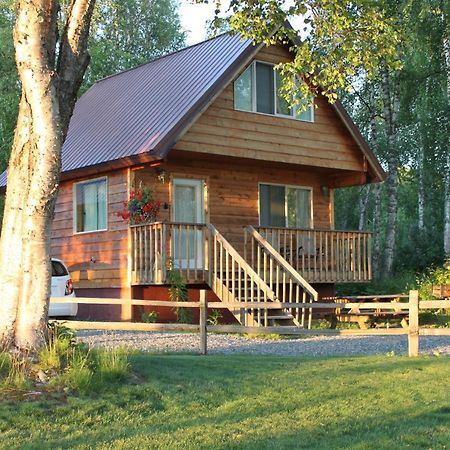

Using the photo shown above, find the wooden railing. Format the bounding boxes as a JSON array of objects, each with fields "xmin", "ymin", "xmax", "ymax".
[
  {"xmin": 130, "ymin": 222, "xmax": 209, "ymax": 284},
  {"xmin": 255, "ymin": 227, "xmax": 372, "ymax": 283},
  {"xmin": 244, "ymin": 226, "xmax": 318, "ymax": 328},
  {"xmin": 207, "ymin": 224, "xmax": 279, "ymax": 327}
]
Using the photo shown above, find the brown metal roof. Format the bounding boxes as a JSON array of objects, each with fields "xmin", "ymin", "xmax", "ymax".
[
  {"xmin": 61, "ymin": 32, "xmax": 256, "ymax": 173},
  {"xmin": 0, "ymin": 30, "xmax": 385, "ymax": 186}
]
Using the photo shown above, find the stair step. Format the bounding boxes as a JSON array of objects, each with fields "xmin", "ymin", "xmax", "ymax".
[{"xmin": 267, "ymin": 314, "xmax": 294, "ymax": 320}]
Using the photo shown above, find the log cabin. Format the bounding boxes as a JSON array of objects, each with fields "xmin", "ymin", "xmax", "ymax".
[{"xmin": 1, "ymin": 32, "xmax": 385, "ymax": 327}]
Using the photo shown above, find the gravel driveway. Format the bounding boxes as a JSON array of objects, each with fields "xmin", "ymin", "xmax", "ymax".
[{"xmin": 77, "ymin": 330, "xmax": 450, "ymax": 357}]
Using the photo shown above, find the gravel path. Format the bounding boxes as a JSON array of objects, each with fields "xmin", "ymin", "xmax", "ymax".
[{"xmin": 77, "ymin": 330, "xmax": 450, "ymax": 357}]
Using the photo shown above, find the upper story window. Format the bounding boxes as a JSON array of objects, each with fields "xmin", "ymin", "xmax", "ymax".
[
  {"xmin": 234, "ymin": 61, "xmax": 314, "ymax": 122},
  {"xmin": 74, "ymin": 177, "xmax": 107, "ymax": 233}
]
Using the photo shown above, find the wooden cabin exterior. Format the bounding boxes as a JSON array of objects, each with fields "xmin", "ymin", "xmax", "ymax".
[{"xmin": 38, "ymin": 33, "xmax": 384, "ymax": 324}]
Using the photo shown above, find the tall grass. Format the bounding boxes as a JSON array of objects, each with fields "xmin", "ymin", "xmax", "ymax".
[{"xmin": 0, "ymin": 322, "xmax": 130, "ymax": 397}]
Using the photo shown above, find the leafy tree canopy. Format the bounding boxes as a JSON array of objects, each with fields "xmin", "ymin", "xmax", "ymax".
[{"xmin": 198, "ymin": 0, "xmax": 402, "ymax": 104}]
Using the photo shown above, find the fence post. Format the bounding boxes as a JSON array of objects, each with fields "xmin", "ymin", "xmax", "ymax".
[
  {"xmin": 199, "ymin": 290, "xmax": 208, "ymax": 355},
  {"xmin": 408, "ymin": 290, "xmax": 419, "ymax": 357}
]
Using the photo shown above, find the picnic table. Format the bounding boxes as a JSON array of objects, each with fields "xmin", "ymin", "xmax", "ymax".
[{"xmin": 332, "ymin": 294, "xmax": 410, "ymax": 329}]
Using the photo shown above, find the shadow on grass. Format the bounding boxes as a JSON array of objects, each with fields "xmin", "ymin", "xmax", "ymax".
[{"xmin": 2, "ymin": 354, "xmax": 449, "ymax": 449}]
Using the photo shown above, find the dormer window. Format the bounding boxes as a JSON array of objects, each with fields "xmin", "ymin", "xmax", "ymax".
[{"xmin": 234, "ymin": 61, "xmax": 314, "ymax": 122}]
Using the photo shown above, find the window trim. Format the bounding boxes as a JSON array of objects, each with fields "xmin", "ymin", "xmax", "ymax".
[
  {"xmin": 258, "ymin": 182, "xmax": 314, "ymax": 229},
  {"xmin": 73, "ymin": 176, "xmax": 108, "ymax": 235},
  {"xmin": 234, "ymin": 60, "xmax": 314, "ymax": 123}
]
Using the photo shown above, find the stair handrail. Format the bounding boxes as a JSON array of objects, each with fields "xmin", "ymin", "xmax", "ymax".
[
  {"xmin": 206, "ymin": 224, "xmax": 278, "ymax": 302},
  {"xmin": 245, "ymin": 225, "xmax": 318, "ymax": 301}
]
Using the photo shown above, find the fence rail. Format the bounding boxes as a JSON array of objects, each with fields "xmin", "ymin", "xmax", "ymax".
[{"xmin": 51, "ymin": 291, "xmax": 450, "ymax": 357}]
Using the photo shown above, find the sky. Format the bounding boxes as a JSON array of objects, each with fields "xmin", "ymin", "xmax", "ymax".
[
  {"xmin": 179, "ymin": 1, "xmax": 229, "ymax": 45},
  {"xmin": 179, "ymin": 1, "xmax": 305, "ymax": 46}
]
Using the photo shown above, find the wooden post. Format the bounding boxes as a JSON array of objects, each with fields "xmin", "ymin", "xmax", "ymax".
[
  {"xmin": 408, "ymin": 290, "xmax": 419, "ymax": 357},
  {"xmin": 199, "ymin": 289, "xmax": 208, "ymax": 355}
]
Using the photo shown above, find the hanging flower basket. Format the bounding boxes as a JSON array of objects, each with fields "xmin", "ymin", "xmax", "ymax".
[{"xmin": 116, "ymin": 187, "xmax": 161, "ymax": 225}]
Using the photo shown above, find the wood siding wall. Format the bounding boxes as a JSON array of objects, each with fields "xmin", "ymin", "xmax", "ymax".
[
  {"xmin": 51, "ymin": 43, "xmax": 367, "ymax": 291},
  {"xmin": 50, "ymin": 169, "xmax": 129, "ymax": 290},
  {"xmin": 173, "ymin": 44, "xmax": 365, "ymax": 173},
  {"xmin": 134, "ymin": 154, "xmax": 332, "ymax": 253}
]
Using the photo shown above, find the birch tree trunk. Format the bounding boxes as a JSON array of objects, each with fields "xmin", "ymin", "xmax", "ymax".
[
  {"xmin": 367, "ymin": 83, "xmax": 382, "ymax": 279},
  {"xmin": 0, "ymin": 0, "xmax": 95, "ymax": 351},
  {"xmin": 372, "ymin": 183, "xmax": 382, "ymax": 278},
  {"xmin": 358, "ymin": 185, "xmax": 371, "ymax": 231},
  {"xmin": 417, "ymin": 141, "xmax": 425, "ymax": 233},
  {"xmin": 381, "ymin": 67, "xmax": 400, "ymax": 275},
  {"xmin": 443, "ymin": 33, "xmax": 450, "ymax": 257}
]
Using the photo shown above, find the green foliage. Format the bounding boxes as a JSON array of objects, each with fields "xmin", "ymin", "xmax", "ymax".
[
  {"xmin": 417, "ymin": 260, "xmax": 450, "ymax": 299},
  {"xmin": 0, "ymin": 2, "xmax": 19, "ymax": 175},
  {"xmin": 207, "ymin": 309, "xmax": 222, "ymax": 326},
  {"xmin": 167, "ymin": 260, "xmax": 190, "ymax": 323},
  {"xmin": 336, "ymin": 272, "xmax": 417, "ymax": 297},
  {"xmin": 202, "ymin": 0, "xmax": 401, "ymax": 105},
  {"xmin": 0, "ymin": 322, "xmax": 130, "ymax": 397},
  {"xmin": 141, "ymin": 311, "xmax": 158, "ymax": 323},
  {"xmin": 84, "ymin": 0, "xmax": 185, "ymax": 89}
]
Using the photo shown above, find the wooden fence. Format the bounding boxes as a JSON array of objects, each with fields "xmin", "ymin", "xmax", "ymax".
[{"xmin": 50, "ymin": 290, "xmax": 450, "ymax": 357}]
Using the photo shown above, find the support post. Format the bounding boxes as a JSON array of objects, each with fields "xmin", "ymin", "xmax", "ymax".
[
  {"xmin": 199, "ymin": 290, "xmax": 208, "ymax": 355},
  {"xmin": 408, "ymin": 290, "xmax": 419, "ymax": 357}
]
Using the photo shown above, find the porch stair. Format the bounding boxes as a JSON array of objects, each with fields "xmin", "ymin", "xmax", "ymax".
[{"xmin": 206, "ymin": 224, "xmax": 318, "ymax": 328}]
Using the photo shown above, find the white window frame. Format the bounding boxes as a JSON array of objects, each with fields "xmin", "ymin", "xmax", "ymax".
[
  {"xmin": 73, "ymin": 176, "xmax": 108, "ymax": 235},
  {"xmin": 234, "ymin": 60, "xmax": 314, "ymax": 123},
  {"xmin": 258, "ymin": 182, "xmax": 314, "ymax": 229}
]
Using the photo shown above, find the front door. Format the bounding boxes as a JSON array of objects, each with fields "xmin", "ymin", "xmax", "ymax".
[{"xmin": 172, "ymin": 178, "xmax": 205, "ymax": 269}]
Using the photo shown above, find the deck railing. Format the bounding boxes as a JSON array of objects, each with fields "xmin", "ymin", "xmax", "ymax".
[
  {"xmin": 130, "ymin": 222, "xmax": 209, "ymax": 284},
  {"xmin": 244, "ymin": 226, "xmax": 318, "ymax": 328},
  {"xmin": 254, "ymin": 227, "xmax": 372, "ymax": 283}
]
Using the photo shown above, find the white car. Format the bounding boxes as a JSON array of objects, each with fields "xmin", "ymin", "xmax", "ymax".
[{"xmin": 49, "ymin": 258, "xmax": 77, "ymax": 317}]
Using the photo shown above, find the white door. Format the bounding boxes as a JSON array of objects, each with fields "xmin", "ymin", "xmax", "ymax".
[{"xmin": 172, "ymin": 178, "xmax": 204, "ymax": 269}]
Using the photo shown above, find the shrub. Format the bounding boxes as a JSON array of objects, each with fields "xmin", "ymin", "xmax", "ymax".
[
  {"xmin": 141, "ymin": 311, "xmax": 158, "ymax": 323},
  {"xmin": 207, "ymin": 309, "xmax": 222, "ymax": 326},
  {"xmin": 167, "ymin": 261, "xmax": 190, "ymax": 323},
  {"xmin": 417, "ymin": 260, "xmax": 450, "ymax": 300}
]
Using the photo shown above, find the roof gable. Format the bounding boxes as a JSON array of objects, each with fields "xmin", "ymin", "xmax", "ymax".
[
  {"xmin": 60, "ymin": 33, "xmax": 258, "ymax": 174},
  {"xmin": 0, "ymin": 30, "xmax": 385, "ymax": 187}
]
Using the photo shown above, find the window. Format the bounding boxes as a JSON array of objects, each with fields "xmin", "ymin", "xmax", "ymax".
[
  {"xmin": 74, "ymin": 177, "xmax": 107, "ymax": 233},
  {"xmin": 259, "ymin": 183, "xmax": 312, "ymax": 228},
  {"xmin": 234, "ymin": 61, "xmax": 314, "ymax": 122},
  {"xmin": 51, "ymin": 260, "xmax": 68, "ymax": 277}
]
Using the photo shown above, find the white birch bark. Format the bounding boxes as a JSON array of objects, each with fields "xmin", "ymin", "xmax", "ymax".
[
  {"xmin": 0, "ymin": 0, "xmax": 95, "ymax": 350},
  {"xmin": 358, "ymin": 185, "xmax": 371, "ymax": 231},
  {"xmin": 443, "ymin": 33, "xmax": 450, "ymax": 257},
  {"xmin": 381, "ymin": 67, "xmax": 400, "ymax": 275},
  {"xmin": 372, "ymin": 183, "xmax": 382, "ymax": 279},
  {"xmin": 417, "ymin": 140, "xmax": 425, "ymax": 232}
]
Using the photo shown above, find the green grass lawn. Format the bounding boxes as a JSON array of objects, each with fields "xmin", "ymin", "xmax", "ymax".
[{"xmin": 1, "ymin": 354, "xmax": 449, "ymax": 449}]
